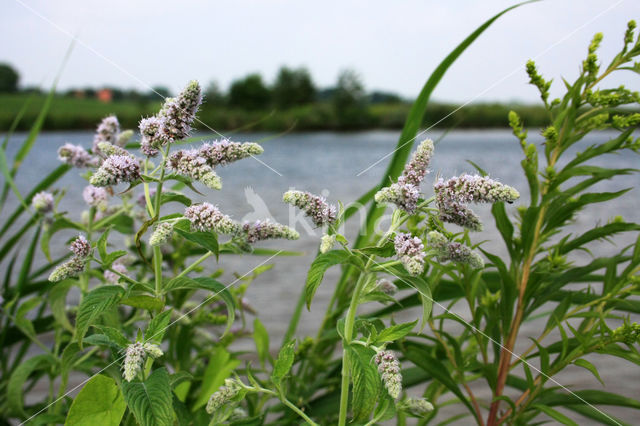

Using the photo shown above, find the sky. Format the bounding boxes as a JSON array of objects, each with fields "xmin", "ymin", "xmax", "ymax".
[{"xmin": 1, "ymin": 0, "xmax": 638, "ymax": 103}]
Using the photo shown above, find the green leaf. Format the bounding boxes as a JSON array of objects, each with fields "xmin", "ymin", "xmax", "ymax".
[
  {"xmin": 193, "ymin": 348, "xmax": 240, "ymax": 410},
  {"xmin": 272, "ymin": 340, "xmax": 295, "ymax": 386},
  {"xmin": 357, "ymin": 240, "xmax": 395, "ymax": 258},
  {"xmin": 7, "ymin": 354, "xmax": 57, "ymax": 417},
  {"xmin": 374, "ymin": 320, "xmax": 417, "ymax": 345},
  {"xmin": 120, "ymin": 295, "xmax": 164, "ymax": 312},
  {"xmin": 573, "ymin": 359, "xmax": 604, "ymax": 386},
  {"xmin": 76, "ymin": 285, "xmax": 125, "ymax": 348},
  {"xmin": 93, "ymin": 326, "xmax": 130, "ymax": 348},
  {"xmin": 537, "ymin": 389, "xmax": 640, "ymax": 409},
  {"xmin": 97, "ymin": 227, "xmax": 112, "ymax": 261},
  {"xmin": 145, "ymin": 309, "xmax": 173, "ymax": 343},
  {"xmin": 65, "ymin": 375, "xmax": 126, "ymax": 426},
  {"xmin": 402, "ymin": 276, "xmax": 433, "ymax": 330},
  {"xmin": 0, "ymin": 164, "xmax": 70, "ymax": 238},
  {"xmin": 41, "ymin": 216, "xmax": 83, "ymax": 262},
  {"xmin": 348, "ymin": 344, "xmax": 380, "ymax": 422},
  {"xmin": 405, "ymin": 343, "xmax": 476, "ymax": 414},
  {"xmin": 174, "ymin": 228, "xmax": 219, "ymax": 256},
  {"xmin": 122, "ymin": 368, "xmax": 174, "ymax": 426},
  {"xmin": 253, "ymin": 318, "xmax": 270, "ymax": 368},
  {"xmin": 532, "ymin": 404, "xmax": 578, "ymax": 426},
  {"xmin": 305, "ymin": 250, "xmax": 363, "ymax": 308},
  {"xmin": 160, "ymin": 192, "xmax": 192, "ymax": 207},
  {"xmin": 164, "ymin": 276, "xmax": 235, "ymax": 335}
]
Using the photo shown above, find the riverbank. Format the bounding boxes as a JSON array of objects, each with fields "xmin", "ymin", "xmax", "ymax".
[{"xmin": 0, "ymin": 93, "xmax": 551, "ymax": 132}]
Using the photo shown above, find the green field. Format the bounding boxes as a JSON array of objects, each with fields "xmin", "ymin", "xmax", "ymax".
[{"xmin": 0, "ymin": 93, "xmax": 550, "ymax": 132}]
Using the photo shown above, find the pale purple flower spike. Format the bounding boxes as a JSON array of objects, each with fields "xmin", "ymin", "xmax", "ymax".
[
  {"xmin": 90, "ymin": 155, "xmax": 141, "ymax": 187},
  {"xmin": 283, "ymin": 190, "xmax": 337, "ymax": 227},
  {"xmin": 394, "ymin": 232, "xmax": 425, "ymax": 276},
  {"xmin": 58, "ymin": 143, "xmax": 95, "ymax": 168},
  {"xmin": 32, "ymin": 191, "xmax": 54, "ymax": 214}
]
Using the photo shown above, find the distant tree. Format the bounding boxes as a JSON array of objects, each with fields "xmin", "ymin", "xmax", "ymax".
[
  {"xmin": 369, "ymin": 91, "xmax": 402, "ymax": 104},
  {"xmin": 333, "ymin": 69, "xmax": 369, "ymax": 128},
  {"xmin": 0, "ymin": 63, "xmax": 19, "ymax": 92},
  {"xmin": 228, "ymin": 73, "xmax": 271, "ymax": 110},
  {"xmin": 150, "ymin": 86, "xmax": 171, "ymax": 100},
  {"xmin": 204, "ymin": 81, "xmax": 225, "ymax": 106},
  {"xmin": 272, "ymin": 66, "xmax": 315, "ymax": 109}
]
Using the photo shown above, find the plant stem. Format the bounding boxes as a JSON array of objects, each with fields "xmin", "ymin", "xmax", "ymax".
[
  {"xmin": 337, "ymin": 272, "xmax": 369, "ymax": 426},
  {"xmin": 175, "ymin": 251, "xmax": 214, "ymax": 279},
  {"xmin": 152, "ymin": 147, "xmax": 169, "ymax": 296}
]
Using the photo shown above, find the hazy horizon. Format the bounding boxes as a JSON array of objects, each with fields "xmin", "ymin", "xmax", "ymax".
[{"xmin": 2, "ymin": 0, "xmax": 639, "ymax": 104}]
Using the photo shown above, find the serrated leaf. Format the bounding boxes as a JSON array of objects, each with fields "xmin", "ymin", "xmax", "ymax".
[
  {"xmin": 76, "ymin": 285, "xmax": 125, "ymax": 348},
  {"xmin": 93, "ymin": 326, "xmax": 130, "ymax": 348},
  {"xmin": 305, "ymin": 250, "xmax": 363, "ymax": 308},
  {"xmin": 65, "ymin": 375, "xmax": 126, "ymax": 426},
  {"xmin": 174, "ymin": 228, "xmax": 219, "ymax": 257},
  {"xmin": 374, "ymin": 320, "xmax": 417, "ymax": 344},
  {"xmin": 272, "ymin": 340, "xmax": 295, "ymax": 386},
  {"xmin": 122, "ymin": 368, "xmax": 174, "ymax": 426},
  {"xmin": 349, "ymin": 344, "xmax": 380, "ymax": 422}
]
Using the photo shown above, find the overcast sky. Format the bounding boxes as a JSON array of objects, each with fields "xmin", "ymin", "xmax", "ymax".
[{"xmin": 1, "ymin": 0, "xmax": 638, "ymax": 103}]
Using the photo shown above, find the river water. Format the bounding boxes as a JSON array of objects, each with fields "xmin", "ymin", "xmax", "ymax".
[{"xmin": 2, "ymin": 129, "xmax": 639, "ymax": 424}]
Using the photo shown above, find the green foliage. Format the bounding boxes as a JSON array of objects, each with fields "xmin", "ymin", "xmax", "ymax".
[
  {"xmin": 121, "ymin": 368, "xmax": 174, "ymax": 426},
  {"xmin": 273, "ymin": 66, "xmax": 315, "ymax": 109},
  {"xmin": 0, "ymin": 63, "xmax": 19, "ymax": 93},
  {"xmin": 229, "ymin": 73, "xmax": 272, "ymax": 110},
  {"xmin": 65, "ymin": 375, "xmax": 126, "ymax": 426}
]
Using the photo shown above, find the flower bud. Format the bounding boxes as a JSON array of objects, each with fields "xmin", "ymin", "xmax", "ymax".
[
  {"xmin": 428, "ymin": 231, "xmax": 484, "ymax": 269},
  {"xmin": 70, "ymin": 235, "xmax": 92, "ymax": 258},
  {"xmin": 398, "ymin": 398, "xmax": 434, "ymax": 417},
  {"xmin": 48, "ymin": 256, "xmax": 85, "ymax": 282},
  {"xmin": 394, "ymin": 233, "xmax": 425, "ymax": 276},
  {"xmin": 206, "ymin": 378, "xmax": 240, "ymax": 414},
  {"xmin": 82, "ymin": 185, "xmax": 109, "ymax": 210},
  {"xmin": 376, "ymin": 278, "xmax": 397, "ymax": 295},
  {"xmin": 104, "ymin": 260, "xmax": 128, "ymax": 284},
  {"xmin": 58, "ymin": 143, "xmax": 95, "ymax": 168},
  {"xmin": 149, "ymin": 222, "xmax": 174, "ymax": 246},
  {"xmin": 32, "ymin": 191, "xmax": 54, "ymax": 214},
  {"xmin": 320, "ymin": 234, "xmax": 336, "ymax": 253}
]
